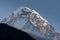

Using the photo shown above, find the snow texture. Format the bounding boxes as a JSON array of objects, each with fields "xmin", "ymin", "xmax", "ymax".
[{"xmin": 1, "ymin": 7, "xmax": 59, "ymax": 40}]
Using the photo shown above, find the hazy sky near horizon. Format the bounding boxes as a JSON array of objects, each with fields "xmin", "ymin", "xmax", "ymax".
[{"xmin": 0, "ymin": 0, "xmax": 60, "ymax": 32}]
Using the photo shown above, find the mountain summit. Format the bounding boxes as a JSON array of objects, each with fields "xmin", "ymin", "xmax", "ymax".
[{"xmin": 1, "ymin": 7, "xmax": 59, "ymax": 40}]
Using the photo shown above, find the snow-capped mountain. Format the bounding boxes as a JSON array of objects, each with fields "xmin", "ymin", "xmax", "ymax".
[{"xmin": 1, "ymin": 7, "xmax": 59, "ymax": 40}]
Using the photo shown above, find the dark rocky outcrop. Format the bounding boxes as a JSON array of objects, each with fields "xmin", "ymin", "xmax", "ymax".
[{"xmin": 0, "ymin": 23, "xmax": 35, "ymax": 40}]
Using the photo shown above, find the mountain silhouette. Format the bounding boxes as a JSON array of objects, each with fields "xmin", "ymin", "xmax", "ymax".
[{"xmin": 0, "ymin": 23, "xmax": 35, "ymax": 40}]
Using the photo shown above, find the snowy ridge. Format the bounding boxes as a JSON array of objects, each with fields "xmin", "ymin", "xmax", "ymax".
[
  {"xmin": 1, "ymin": 7, "xmax": 59, "ymax": 40},
  {"xmin": 30, "ymin": 10, "xmax": 49, "ymax": 27}
]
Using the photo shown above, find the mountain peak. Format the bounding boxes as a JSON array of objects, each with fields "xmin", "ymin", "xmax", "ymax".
[
  {"xmin": 13, "ymin": 7, "xmax": 32, "ymax": 15},
  {"xmin": 1, "ymin": 7, "xmax": 59, "ymax": 40}
]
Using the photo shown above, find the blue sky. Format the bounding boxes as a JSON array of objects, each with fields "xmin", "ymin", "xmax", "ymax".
[{"xmin": 0, "ymin": 0, "xmax": 60, "ymax": 32}]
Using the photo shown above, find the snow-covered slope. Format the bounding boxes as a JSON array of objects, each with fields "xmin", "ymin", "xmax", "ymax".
[{"xmin": 1, "ymin": 7, "xmax": 59, "ymax": 40}]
